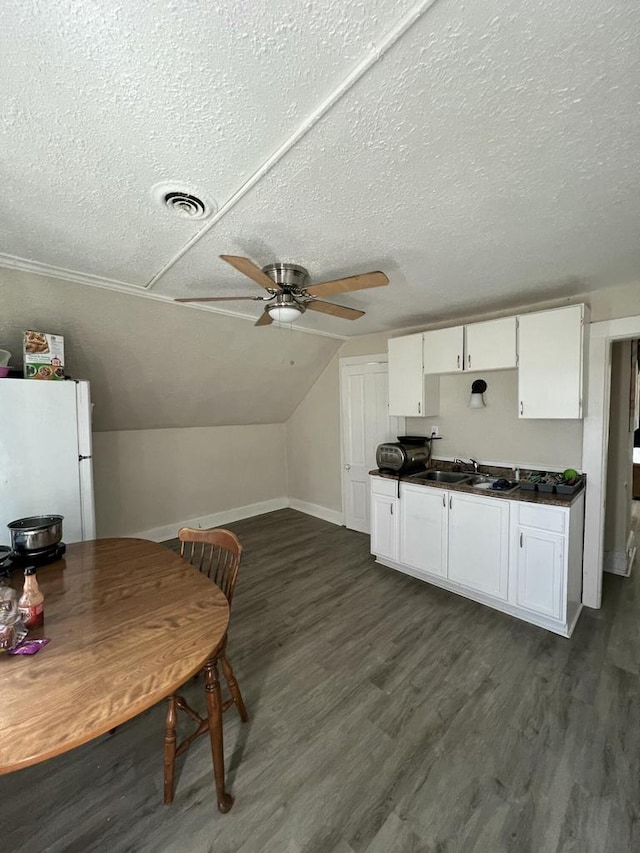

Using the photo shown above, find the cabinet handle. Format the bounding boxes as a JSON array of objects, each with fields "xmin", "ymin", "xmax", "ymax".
[
  {"xmin": 442, "ymin": 494, "xmax": 446, "ymax": 507},
  {"xmin": 520, "ymin": 401, "xmax": 524, "ymax": 416},
  {"xmin": 390, "ymin": 504, "xmax": 393, "ymax": 516},
  {"xmin": 520, "ymin": 532, "xmax": 523, "ymax": 548},
  {"xmin": 449, "ymin": 495, "xmax": 452, "ymax": 510},
  {"xmin": 418, "ymin": 401, "xmax": 421, "ymax": 414},
  {"xmin": 468, "ymin": 353, "xmax": 471, "ymax": 368},
  {"xmin": 457, "ymin": 355, "xmax": 460, "ymax": 369}
]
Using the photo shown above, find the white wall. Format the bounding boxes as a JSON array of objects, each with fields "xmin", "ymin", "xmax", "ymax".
[
  {"xmin": 0, "ymin": 266, "xmax": 339, "ymax": 539},
  {"xmin": 93, "ymin": 424, "xmax": 287, "ymax": 537},
  {"xmin": 285, "ymin": 354, "xmax": 342, "ymax": 513},
  {"xmin": 0, "ymin": 267, "xmax": 340, "ymax": 431},
  {"xmin": 406, "ymin": 369, "xmax": 582, "ymax": 470}
]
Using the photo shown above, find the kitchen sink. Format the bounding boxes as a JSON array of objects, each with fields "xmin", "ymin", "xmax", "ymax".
[
  {"xmin": 409, "ymin": 470, "xmax": 472, "ymax": 484},
  {"xmin": 467, "ymin": 475, "xmax": 520, "ymax": 494}
]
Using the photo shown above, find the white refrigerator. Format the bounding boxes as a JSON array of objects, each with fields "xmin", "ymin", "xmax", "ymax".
[{"xmin": 0, "ymin": 380, "xmax": 96, "ymax": 548}]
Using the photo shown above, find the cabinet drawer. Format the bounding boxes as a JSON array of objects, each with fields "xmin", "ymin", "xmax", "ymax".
[
  {"xmin": 518, "ymin": 503, "xmax": 566, "ymax": 535},
  {"xmin": 371, "ymin": 476, "xmax": 398, "ymax": 497}
]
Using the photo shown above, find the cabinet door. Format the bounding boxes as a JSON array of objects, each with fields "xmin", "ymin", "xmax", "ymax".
[
  {"xmin": 370, "ymin": 494, "xmax": 398, "ymax": 560},
  {"xmin": 516, "ymin": 527, "xmax": 565, "ymax": 619},
  {"xmin": 465, "ymin": 317, "xmax": 517, "ymax": 372},
  {"xmin": 388, "ymin": 334, "xmax": 423, "ymax": 416},
  {"xmin": 423, "ymin": 326, "xmax": 464, "ymax": 374},
  {"xmin": 518, "ymin": 305, "xmax": 584, "ymax": 419},
  {"xmin": 448, "ymin": 493, "xmax": 509, "ymax": 600},
  {"xmin": 399, "ymin": 485, "xmax": 448, "ymax": 577}
]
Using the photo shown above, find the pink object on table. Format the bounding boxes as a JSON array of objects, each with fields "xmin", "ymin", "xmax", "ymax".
[{"xmin": 0, "ymin": 366, "xmax": 10, "ymax": 378}]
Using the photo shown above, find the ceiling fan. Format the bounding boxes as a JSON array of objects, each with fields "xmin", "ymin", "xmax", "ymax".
[{"xmin": 175, "ymin": 255, "xmax": 389, "ymax": 326}]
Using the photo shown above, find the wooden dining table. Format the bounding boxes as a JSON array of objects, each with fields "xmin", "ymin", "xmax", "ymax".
[{"xmin": 0, "ymin": 538, "xmax": 234, "ymax": 811}]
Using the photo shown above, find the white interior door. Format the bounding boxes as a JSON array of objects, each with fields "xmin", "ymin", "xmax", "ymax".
[{"xmin": 341, "ymin": 359, "xmax": 402, "ymax": 533}]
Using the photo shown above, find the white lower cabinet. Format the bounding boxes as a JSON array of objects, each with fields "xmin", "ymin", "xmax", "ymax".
[
  {"xmin": 370, "ymin": 476, "xmax": 585, "ymax": 637},
  {"xmin": 400, "ymin": 484, "xmax": 447, "ymax": 577},
  {"xmin": 370, "ymin": 491, "xmax": 398, "ymax": 561},
  {"xmin": 516, "ymin": 527, "xmax": 564, "ymax": 619},
  {"xmin": 448, "ymin": 492, "xmax": 509, "ymax": 600}
]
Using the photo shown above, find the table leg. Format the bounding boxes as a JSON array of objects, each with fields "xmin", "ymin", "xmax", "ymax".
[{"xmin": 203, "ymin": 657, "xmax": 234, "ymax": 813}]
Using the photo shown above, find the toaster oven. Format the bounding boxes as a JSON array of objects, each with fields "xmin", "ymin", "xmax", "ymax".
[{"xmin": 376, "ymin": 441, "xmax": 429, "ymax": 474}]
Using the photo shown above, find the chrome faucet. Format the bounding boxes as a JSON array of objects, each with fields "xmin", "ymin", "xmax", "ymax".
[{"xmin": 454, "ymin": 457, "xmax": 479, "ymax": 473}]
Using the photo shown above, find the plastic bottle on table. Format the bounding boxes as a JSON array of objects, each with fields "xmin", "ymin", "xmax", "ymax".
[{"xmin": 19, "ymin": 567, "xmax": 44, "ymax": 629}]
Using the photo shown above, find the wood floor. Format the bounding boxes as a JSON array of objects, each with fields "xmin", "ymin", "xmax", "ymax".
[{"xmin": 2, "ymin": 508, "xmax": 640, "ymax": 852}]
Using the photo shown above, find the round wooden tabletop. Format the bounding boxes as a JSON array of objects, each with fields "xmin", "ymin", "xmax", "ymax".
[{"xmin": 0, "ymin": 538, "xmax": 229, "ymax": 774}]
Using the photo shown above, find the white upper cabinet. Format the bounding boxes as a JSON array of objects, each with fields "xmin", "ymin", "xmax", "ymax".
[
  {"xmin": 465, "ymin": 317, "xmax": 517, "ymax": 372},
  {"xmin": 389, "ymin": 303, "xmax": 587, "ymax": 418},
  {"xmin": 423, "ymin": 326, "xmax": 464, "ymax": 374},
  {"xmin": 518, "ymin": 304, "xmax": 587, "ymax": 419},
  {"xmin": 388, "ymin": 334, "xmax": 423, "ymax": 417},
  {"xmin": 388, "ymin": 334, "xmax": 439, "ymax": 417}
]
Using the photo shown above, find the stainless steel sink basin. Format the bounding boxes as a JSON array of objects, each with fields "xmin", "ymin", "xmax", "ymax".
[
  {"xmin": 409, "ymin": 470, "xmax": 472, "ymax": 484},
  {"xmin": 467, "ymin": 475, "xmax": 520, "ymax": 494}
]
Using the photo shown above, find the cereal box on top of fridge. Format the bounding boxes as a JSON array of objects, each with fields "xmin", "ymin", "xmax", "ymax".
[{"xmin": 23, "ymin": 331, "xmax": 65, "ymax": 380}]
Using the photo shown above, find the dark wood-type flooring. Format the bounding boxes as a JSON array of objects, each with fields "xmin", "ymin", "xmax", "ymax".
[{"xmin": 2, "ymin": 508, "xmax": 639, "ymax": 852}]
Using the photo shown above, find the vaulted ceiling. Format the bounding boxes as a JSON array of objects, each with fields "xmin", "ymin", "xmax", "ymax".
[
  {"xmin": 0, "ymin": 269, "xmax": 340, "ymax": 430},
  {"xmin": 2, "ymin": 0, "xmax": 639, "ymax": 338}
]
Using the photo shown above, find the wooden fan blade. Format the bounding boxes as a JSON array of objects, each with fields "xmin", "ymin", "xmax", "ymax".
[
  {"xmin": 174, "ymin": 296, "xmax": 260, "ymax": 303},
  {"xmin": 304, "ymin": 270, "xmax": 388, "ymax": 298},
  {"xmin": 220, "ymin": 255, "xmax": 276, "ymax": 291},
  {"xmin": 305, "ymin": 300, "xmax": 364, "ymax": 320},
  {"xmin": 255, "ymin": 310, "xmax": 274, "ymax": 326}
]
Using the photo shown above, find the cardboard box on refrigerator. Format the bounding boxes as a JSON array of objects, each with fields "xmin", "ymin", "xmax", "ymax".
[{"xmin": 23, "ymin": 331, "xmax": 65, "ymax": 380}]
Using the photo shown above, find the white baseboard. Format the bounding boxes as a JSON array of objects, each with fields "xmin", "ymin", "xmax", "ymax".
[
  {"xmin": 128, "ymin": 496, "xmax": 343, "ymax": 541},
  {"xmin": 288, "ymin": 498, "xmax": 344, "ymax": 527},
  {"xmin": 130, "ymin": 498, "xmax": 288, "ymax": 542},
  {"xmin": 604, "ymin": 549, "xmax": 631, "ymax": 576}
]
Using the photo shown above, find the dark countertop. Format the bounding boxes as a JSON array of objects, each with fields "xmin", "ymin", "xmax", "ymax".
[{"xmin": 369, "ymin": 467, "xmax": 585, "ymax": 508}]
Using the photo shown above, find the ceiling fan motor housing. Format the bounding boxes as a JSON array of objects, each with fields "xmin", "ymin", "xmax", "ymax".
[{"xmin": 262, "ymin": 263, "xmax": 309, "ymax": 292}]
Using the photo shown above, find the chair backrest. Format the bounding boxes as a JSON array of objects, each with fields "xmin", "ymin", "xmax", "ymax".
[{"xmin": 178, "ymin": 527, "xmax": 243, "ymax": 607}]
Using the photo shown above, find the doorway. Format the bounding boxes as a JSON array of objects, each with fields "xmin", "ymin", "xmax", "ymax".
[
  {"xmin": 583, "ymin": 314, "xmax": 640, "ymax": 608},
  {"xmin": 603, "ymin": 340, "xmax": 638, "ymax": 577},
  {"xmin": 340, "ymin": 355, "xmax": 403, "ymax": 533}
]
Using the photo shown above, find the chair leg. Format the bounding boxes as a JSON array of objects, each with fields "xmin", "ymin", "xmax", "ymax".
[
  {"xmin": 220, "ymin": 652, "xmax": 249, "ymax": 722},
  {"xmin": 163, "ymin": 695, "xmax": 178, "ymax": 805},
  {"xmin": 203, "ymin": 657, "xmax": 234, "ymax": 813}
]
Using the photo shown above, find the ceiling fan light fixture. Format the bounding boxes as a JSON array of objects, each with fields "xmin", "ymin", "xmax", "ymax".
[{"xmin": 266, "ymin": 303, "xmax": 304, "ymax": 323}]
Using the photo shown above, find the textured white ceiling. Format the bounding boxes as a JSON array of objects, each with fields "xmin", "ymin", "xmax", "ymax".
[{"xmin": 1, "ymin": 0, "xmax": 639, "ymax": 337}]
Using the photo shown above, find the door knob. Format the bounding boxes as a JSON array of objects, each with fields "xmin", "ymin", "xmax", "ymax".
[{"xmin": 344, "ymin": 464, "xmax": 351, "ymax": 470}]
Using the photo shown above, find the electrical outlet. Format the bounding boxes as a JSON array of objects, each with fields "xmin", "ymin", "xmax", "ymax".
[{"xmin": 430, "ymin": 425, "xmax": 440, "ymax": 438}]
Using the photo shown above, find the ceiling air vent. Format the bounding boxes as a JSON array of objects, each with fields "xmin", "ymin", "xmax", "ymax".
[{"xmin": 151, "ymin": 183, "xmax": 216, "ymax": 220}]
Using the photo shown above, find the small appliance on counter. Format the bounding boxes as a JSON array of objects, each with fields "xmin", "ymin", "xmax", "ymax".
[
  {"xmin": 376, "ymin": 436, "xmax": 435, "ymax": 475},
  {"xmin": 0, "ymin": 516, "xmax": 67, "ymax": 576}
]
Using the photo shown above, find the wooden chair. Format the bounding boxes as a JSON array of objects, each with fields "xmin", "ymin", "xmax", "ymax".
[{"xmin": 163, "ymin": 527, "xmax": 248, "ymax": 806}]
